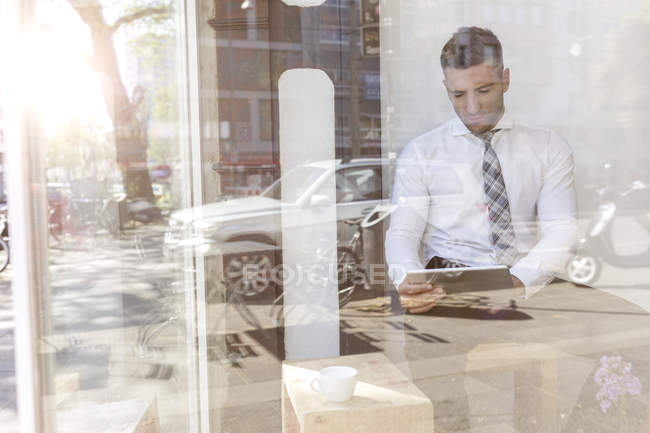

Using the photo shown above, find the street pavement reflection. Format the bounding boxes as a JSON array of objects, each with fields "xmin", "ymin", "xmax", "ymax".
[{"xmin": 0, "ymin": 216, "xmax": 650, "ymax": 432}]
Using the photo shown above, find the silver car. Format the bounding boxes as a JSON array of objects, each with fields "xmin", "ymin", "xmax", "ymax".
[{"xmin": 164, "ymin": 158, "xmax": 386, "ymax": 296}]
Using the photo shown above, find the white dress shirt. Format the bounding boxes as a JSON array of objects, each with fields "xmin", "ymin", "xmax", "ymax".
[{"xmin": 385, "ymin": 110, "xmax": 579, "ymax": 294}]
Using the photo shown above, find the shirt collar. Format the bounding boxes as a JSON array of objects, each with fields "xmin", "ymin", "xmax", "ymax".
[{"xmin": 450, "ymin": 108, "xmax": 514, "ymax": 137}]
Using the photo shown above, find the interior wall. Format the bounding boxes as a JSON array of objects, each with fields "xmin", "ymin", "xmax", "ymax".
[
  {"xmin": 380, "ymin": 0, "xmax": 650, "ymax": 207},
  {"xmin": 380, "ymin": 0, "xmax": 650, "ymax": 294}
]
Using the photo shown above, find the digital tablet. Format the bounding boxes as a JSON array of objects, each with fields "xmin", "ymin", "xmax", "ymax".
[{"xmin": 406, "ymin": 265, "xmax": 513, "ymax": 293}]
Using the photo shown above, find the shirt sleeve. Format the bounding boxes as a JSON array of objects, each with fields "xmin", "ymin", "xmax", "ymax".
[
  {"xmin": 385, "ymin": 141, "xmax": 431, "ymax": 287},
  {"xmin": 509, "ymin": 131, "xmax": 580, "ymax": 295}
]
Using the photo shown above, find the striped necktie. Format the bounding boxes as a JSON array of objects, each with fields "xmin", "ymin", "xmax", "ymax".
[{"xmin": 478, "ymin": 130, "xmax": 519, "ymax": 266}]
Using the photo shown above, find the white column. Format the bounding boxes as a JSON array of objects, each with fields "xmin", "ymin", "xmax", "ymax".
[
  {"xmin": 2, "ymin": 1, "xmax": 53, "ymax": 432},
  {"xmin": 278, "ymin": 69, "xmax": 339, "ymax": 360}
]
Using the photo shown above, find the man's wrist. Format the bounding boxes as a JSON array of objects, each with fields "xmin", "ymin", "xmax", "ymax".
[
  {"xmin": 511, "ymin": 275, "xmax": 525, "ymax": 297},
  {"xmin": 511, "ymin": 275, "xmax": 524, "ymax": 287}
]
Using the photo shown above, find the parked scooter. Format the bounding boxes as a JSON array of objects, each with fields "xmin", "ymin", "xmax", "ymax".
[
  {"xmin": 115, "ymin": 192, "xmax": 163, "ymax": 228},
  {"xmin": 567, "ymin": 180, "xmax": 650, "ymax": 285},
  {"xmin": 126, "ymin": 199, "xmax": 162, "ymax": 224}
]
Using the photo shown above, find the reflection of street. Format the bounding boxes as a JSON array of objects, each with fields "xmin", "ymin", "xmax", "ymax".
[
  {"xmin": 0, "ymin": 266, "xmax": 16, "ymax": 433},
  {"xmin": 0, "ymin": 225, "xmax": 181, "ymax": 433},
  {"xmin": 597, "ymin": 265, "xmax": 650, "ymax": 310},
  {"xmin": 1, "ymin": 218, "xmax": 650, "ymax": 432},
  {"xmin": 579, "ymin": 215, "xmax": 650, "ymax": 311},
  {"xmin": 46, "ymin": 226, "xmax": 191, "ymax": 432}
]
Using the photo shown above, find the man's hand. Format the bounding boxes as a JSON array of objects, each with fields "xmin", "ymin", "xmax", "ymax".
[
  {"xmin": 398, "ymin": 279, "xmax": 446, "ymax": 314},
  {"xmin": 511, "ymin": 275, "xmax": 525, "ymax": 297}
]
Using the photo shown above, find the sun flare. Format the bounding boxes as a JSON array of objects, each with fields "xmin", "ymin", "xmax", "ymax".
[{"xmin": 30, "ymin": 5, "xmax": 111, "ymax": 135}]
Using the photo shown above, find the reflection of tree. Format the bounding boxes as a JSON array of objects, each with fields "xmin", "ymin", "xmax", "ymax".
[
  {"xmin": 48, "ymin": 117, "xmax": 117, "ymax": 181},
  {"xmin": 129, "ymin": 32, "xmax": 177, "ymax": 166},
  {"xmin": 66, "ymin": 0, "xmax": 170, "ymax": 200}
]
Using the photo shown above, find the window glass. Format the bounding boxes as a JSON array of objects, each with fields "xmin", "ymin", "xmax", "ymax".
[
  {"xmin": 10, "ymin": 1, "xmax": 650, "ymax": 433},
  {"xmin": 336, "ymin": 166, "xmax": 382, "ymax": 202},
  {"xmin": 261, "ymin": 165, "xmax": 328, "ymax": 202}
]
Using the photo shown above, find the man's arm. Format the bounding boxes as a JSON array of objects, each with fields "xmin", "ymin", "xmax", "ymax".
[
  {"xmin": 509, "ymin": 131, "xmax": 580, "ymax": 295},
  {"xmin": 385, "ymin": 143, "xmax": 447, "ymax": 313},
  {"xmin": 385, "ymin": 142, "xmax": 430, "ymax": 286}
]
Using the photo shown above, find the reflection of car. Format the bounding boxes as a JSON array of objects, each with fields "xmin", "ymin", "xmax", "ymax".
[{"xmin": 164, "ymin": 159, "xmax": 386, "ymax": 296}]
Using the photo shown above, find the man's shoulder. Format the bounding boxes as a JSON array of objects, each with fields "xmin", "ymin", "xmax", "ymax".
[
  {"xmin": 405, "ymin": 119, "xmax": 456, "ymax": 152},
  {"xmin": 513, "ymin": 118, "xmax": 554, "ymax": 135},
  {"xmin": 513, "ymin": 118, "xmax": 562, "ymax": 139},
  {"xmin": 513, "ymin": 119, "xmax": 571, "ymax": 151}
]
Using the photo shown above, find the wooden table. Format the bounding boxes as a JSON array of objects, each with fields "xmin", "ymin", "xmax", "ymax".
[
  {"xmin": 56, "ymin": 398, "xmax": 160, "ymax": 433},
  {"xmin": 282, "ymin": 353, "xmax": 433, "ymax": 433},
  {"xmin": 224, "ymin": 280, "xmax": 650, "ymax": 432},
  {"xmin": 392, "ymin": 281, "xmax": 650, "ymax": 432}
]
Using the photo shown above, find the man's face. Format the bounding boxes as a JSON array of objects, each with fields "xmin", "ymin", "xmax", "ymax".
[{"xmin": 443, "ymin": 63, "xmax": 510, "ymax": 135}]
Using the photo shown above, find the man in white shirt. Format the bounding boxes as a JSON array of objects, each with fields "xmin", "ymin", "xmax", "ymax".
[{"xmin": 385, "ymin": 27, "xmax": 579, "ymax": 313}]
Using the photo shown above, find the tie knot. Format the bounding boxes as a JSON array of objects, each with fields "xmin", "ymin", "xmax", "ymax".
[{"xmin": 476, "ymin": 129, "xmax": 499, "ymax": 147}]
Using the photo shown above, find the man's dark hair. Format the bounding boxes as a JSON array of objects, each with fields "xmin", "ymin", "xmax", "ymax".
[{"xmin": 440, "ymin": 27, "xmax": 503, "ymax": 70}]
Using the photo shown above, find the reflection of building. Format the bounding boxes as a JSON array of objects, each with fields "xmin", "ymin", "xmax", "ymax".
[{"xmin": 209, "ymin": 0, "xmax": 380, "ymax": 196}]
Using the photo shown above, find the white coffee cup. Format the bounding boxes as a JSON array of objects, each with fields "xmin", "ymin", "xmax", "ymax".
[{"xmin": 310, "ymin": 366, "xmax": 358, "ymax": 402}]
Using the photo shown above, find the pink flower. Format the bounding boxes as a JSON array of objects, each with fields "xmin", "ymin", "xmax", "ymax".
[
  {"xmin": 594, "ymin": 355, "xmax": 641, "ymax": 413},
  {"xmin": 600, "ymin": 399, "xmax": 612, "ymax": 413}
]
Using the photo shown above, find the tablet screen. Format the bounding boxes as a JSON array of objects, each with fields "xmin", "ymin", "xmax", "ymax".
[{"xmin": 406, "ymin": 265, "xmax": 513, "ymax": 293}]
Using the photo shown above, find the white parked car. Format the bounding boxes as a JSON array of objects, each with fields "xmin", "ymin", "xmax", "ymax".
[{"xmin": 164, "ymin": 158, "xmax": 387, "ymax": 296}]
